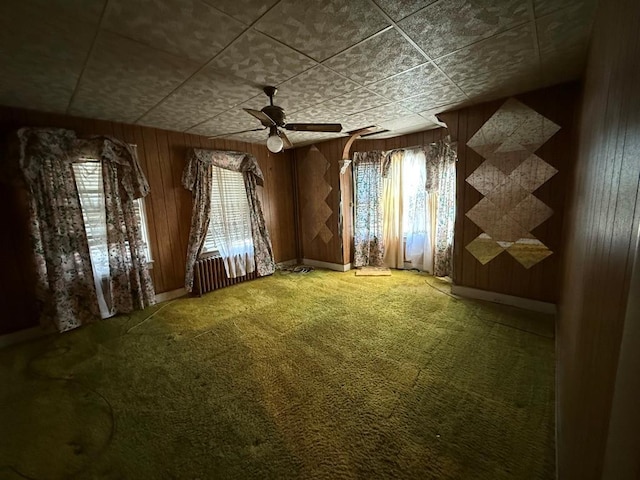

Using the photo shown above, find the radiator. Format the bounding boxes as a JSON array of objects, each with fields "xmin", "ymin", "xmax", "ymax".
[{"xmin": 193, "ymin": 255, "xmax": 258, "ymax": 296}]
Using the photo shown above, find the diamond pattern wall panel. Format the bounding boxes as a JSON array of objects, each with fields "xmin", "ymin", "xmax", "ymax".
[
  {"xmin": 465, "ymin": 98, "xmax": 560, "ymax": 268},
  {"xmin": 300, "ymin": 146, "xmax": 334, "ymax": 244}
]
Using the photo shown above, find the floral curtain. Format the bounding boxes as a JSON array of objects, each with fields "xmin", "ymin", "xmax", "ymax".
[
  {"xmin": 353, "ymin": 151, "xmax": 386, "ymax": 267},
  {"xmin": 182, "ymin": 148, "xmax": 275, "ymax": 292},
  {"xmin": 15, "ymin": 128, "xmax": 155, "ymax": 332},
  {"xmin": 17, "ymin": 128, "xmax": 99, "ymax": 332},
  {"xmin": 74, "ymin": 137, "xmax": 156, "ymax": 313},
  {"xmin": 425, "ymin": 138, "xmax": 457, "ymax": 277}
]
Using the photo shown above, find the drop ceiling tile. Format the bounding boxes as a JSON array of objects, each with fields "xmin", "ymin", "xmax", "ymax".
[
  {"xmin": 399, "ymin": 84, "xmax": 467, "ymax": 113},
  {"xmin": 202, "ymin": 0, "xmax": 279, "ymax": 24},
  {"xmin": 0, "ymin": 0, "xmax": 102, "ymax": 61},
  {"xmin": 456, "ymin": 61, "xmax": 542, "ymax": 98},
  {"xmin": 435, "ymin": 23, "xmax": 537, "ymax": 83},
  {"xmin": 373, "ymin": 0, "xmax": 438, "ymax": 21},
  {"xmin": 137, "ymin": 70, "xmax": 255, "ymax": 131},
  {"xmin": 287, "ymin": 105, "xmax": 351, "ymax": 125},
  {"xmin": 534, "ymin": 0, "xmax": 597, "ymax": 18},
  {"xmin": 69, "ymin": 31, "xmax": 200, "ymax": 123},
  {"xmin": 0, "ymin": 0, "xmax": 104, "ymax": 30},
  {"xmin": 0, "ymin": 54, "xmax": 79, "ymax": 113},
  {"xmin": 227, "ymin": 130, "xmax": 268, "ymax": 143},
  {"xmin": 139, "ymin": 68, "xmax": 265, "ymax": 132},
  {"xmin": 323, "ymin": 28, "xmax": 426, "ymax": 85},
  {"xmin": 103, "ymin": 0, "xmax": 245, "ymax": 63},
  {"xmin": 418, "ymin": 100, "xmax": 471, "ymax": 120},
  {"xmin": 536, "ymin": 2, "xmax": 594, "ymax": 62},
  {"xmin": 0, "ymin": 0, "xmax": 103, "ymax": 113},
  {"xmin": 369, "ymin": 122, "xmax": 440, "ymax": 139},
  {"xmin": 371, "ymin": 63, "xmax": 453, "ymax": 101},
  {"xmin": 247, "ymin": 65, "xmax": 361, "ymax": 114},
  {"xmin": 399, "ymin": 0, "xmax": 530, "ymax": 59},
  {"xmin": 188, "ymin": 110, "xmax": 262, "ymax": 137},
  {"xmin": 320, "ymin": 88, "xmax": 390, "ymax": 115},
  {"xmin": 285, "ymin": 131, "xmax": 342, "ymax": 145},
  {"xmin": 210, "ymin": 30, "xmax": 316, "ymax": 86},
  {"xmin": 540, "ymin": 45, "xmax": 588, "ymax": 85},
  {"xmin": 346, "ymin": 103, "xmax": 414, "ymax": 129},
  {"xmin": 253, "ymin": 0, "xmax": 390, "ymax": 62},
  {"xmin": 378, "ymin": 114, "xmax": 437, "ymax": 132}
]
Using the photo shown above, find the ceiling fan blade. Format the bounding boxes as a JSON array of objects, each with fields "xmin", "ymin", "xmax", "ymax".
[
  {"xmin": 208, "ymin": 127, "xmax": 266, "ymax": 139},
  {"xmin": 284, "ymin": 123, "xmax": 342, "ymax": 133},
  {"xmin": 243, "ymin": 108, "xmax": 276, "ymax": 126},
  {"xmin": 279, "ymin": 130, "xmax": 293, "ymax": 149}
]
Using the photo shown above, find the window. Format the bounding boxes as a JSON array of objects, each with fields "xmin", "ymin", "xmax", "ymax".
[
  {"xmin": 202, "ymin": 165, "xmax": 253, "ymax": 256},
  {"xmin": 72, "ymin": 161, "xmax": 153, "ymax": 264}
]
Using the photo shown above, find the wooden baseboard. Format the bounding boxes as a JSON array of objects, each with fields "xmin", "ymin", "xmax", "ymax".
[
  {"xmin": 302, "ymin": 258, "xmax": 351, "ymax": 272},
  {"xmin": 155, "ymin": 288, "xmax": 187, "ymax": 303},
  {"xmin": 451, "ymin": 285, "xmax": 556, "ymax": 314}
]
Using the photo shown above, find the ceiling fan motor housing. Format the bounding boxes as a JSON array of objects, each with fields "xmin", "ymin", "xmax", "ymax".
[{"xmin": 261, "ymin": 105, "xmax": 286, "ymax": 127}]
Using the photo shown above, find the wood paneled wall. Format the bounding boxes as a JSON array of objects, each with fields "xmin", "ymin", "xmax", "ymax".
[
  {"xmin": 294, "ymin": 128, "xmax": 447, "ymax": 266},
  {"xmin": 558, "ymin": 0, "xmax": 640, "ymax": 477},
  {"xmin": 440, "ymin": 82, "xmax": 580, "ymax": 303},
  {"xmin": 0, "ymin": 106, "xmax": 297, "ymax": 334},
  {"xmin": 294, "ymin": 141, "xmax": 345, "ymax": 265}
]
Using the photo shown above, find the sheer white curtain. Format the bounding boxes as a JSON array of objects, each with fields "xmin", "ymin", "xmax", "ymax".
[
  {"xmin": 72, "ymin": 161, "xmax": 112, "ymax": 318},
  {"xmin": 402, "ymin": 149, "xmax": 434, "ymax": 272},
  {"xmin": 382, "ymin": 151, "xmax": 404, "ymax": 268},
  {"xmin": 209, "ymin": 165, "xmax": 255, "ymax": 278}
]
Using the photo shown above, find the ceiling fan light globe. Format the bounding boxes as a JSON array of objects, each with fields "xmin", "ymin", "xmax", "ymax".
[{"xmin": 267, "ymin": 134, "xmax": 284, "ymax": 153}]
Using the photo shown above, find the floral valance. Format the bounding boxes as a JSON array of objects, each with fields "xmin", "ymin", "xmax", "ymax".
[
  {"xmin": 182, "ymin": 148, "xmax": 264, "ymax": 191},
  {"xmin": 17, "ymin": 128, "xmax": 150, "ymax": 200},
  {"xmin": 182, "ymin": 148, "xmax": 275, "ymax": 292}
]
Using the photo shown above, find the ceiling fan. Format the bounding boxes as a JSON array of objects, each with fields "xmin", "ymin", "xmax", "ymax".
[{"xmin": 209, "ymin": 86, "xmax": 343, "ymax": 153}]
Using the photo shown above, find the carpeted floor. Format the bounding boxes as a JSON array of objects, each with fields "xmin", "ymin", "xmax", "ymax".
[{"xmin": 0, "ymin": 270, "xmax": 555, "ymax": 480}]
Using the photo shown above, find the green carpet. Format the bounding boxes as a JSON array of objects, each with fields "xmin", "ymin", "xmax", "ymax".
[{"xmin": 0, "ymin": 270, "xmax": 555, "ymax": 479}]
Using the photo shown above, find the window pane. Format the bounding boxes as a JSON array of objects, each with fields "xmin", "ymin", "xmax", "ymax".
[
  {"xmin": 202, "ymin": 166, "xmax": 253, "ymax": 255},
  {"xmin": 73, "ymin": 160, "xmax": 152, "ymax": 263}
]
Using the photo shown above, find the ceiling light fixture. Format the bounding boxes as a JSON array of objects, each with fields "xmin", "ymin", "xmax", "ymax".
[{"xmin": 266, "ymin": 126, "xmax": 284, "ymax": 153}]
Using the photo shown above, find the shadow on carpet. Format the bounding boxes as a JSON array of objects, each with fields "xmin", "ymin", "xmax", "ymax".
[{"xmin": 0, "ymin": 270, "xmax": 555, "ymax": 479}]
